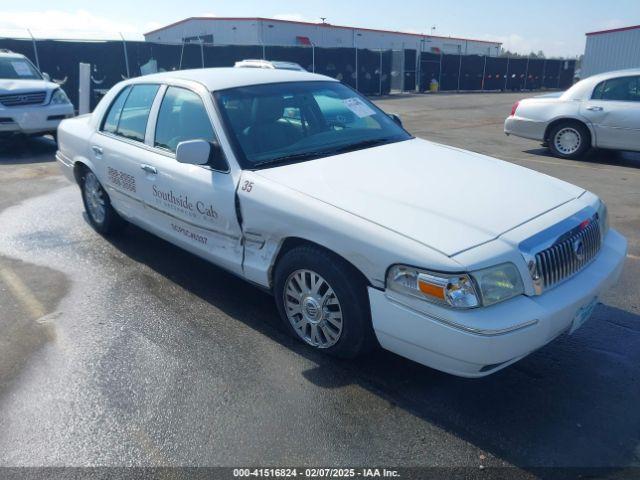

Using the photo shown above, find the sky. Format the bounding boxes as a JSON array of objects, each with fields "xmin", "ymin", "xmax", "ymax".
[{"xmin": 1, "ymin": 0, "xmax": 639, "ymax": 58}]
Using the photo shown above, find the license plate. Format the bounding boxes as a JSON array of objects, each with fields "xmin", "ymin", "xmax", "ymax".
[{"xmin": 569, "ymin": 297, "xmax": 598, "ymax": 335}]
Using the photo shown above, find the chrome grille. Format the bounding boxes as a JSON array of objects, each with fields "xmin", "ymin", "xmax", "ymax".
[
  {"xmin": 534, "ymin": 217, "xmax": 601, "ymax": 291},
  {"xmin": 0, "ymin": 91, "xmax": 47, "ymax": 107}
]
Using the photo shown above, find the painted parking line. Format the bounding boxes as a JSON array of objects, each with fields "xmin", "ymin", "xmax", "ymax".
[
  {"xmin": 0, "ymin": 266, "xmax": 46, "ymax": 319},
  {"xmin": 628, "ymin": 254, "xmax": 640, "ymax": 261}
]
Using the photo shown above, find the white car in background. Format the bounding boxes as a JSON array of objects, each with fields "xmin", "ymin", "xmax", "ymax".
[
  {"xmin": 0, "ymin": 50, "xmax": 74, "ymax": 142},
  {"xmin": 56, "ymin": 68, "xmax": 626, "ymax": 377},
  {"xmin": 505, "ymin": 68, "xmax": 640, "ymax": 159},
  {"xmin": 234, "ymin": 59, "xmax": 306, "ymax": 72}
]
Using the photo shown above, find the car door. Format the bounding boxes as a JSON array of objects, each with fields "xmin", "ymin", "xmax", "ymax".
[
  {"xmin": 90, "ymin": 83, "xmax": 161, "ymax": 220},
  {"xmin": 580, "ymin": 75, "xmax": 640, "ymax": 151},
  {"xmin": 137, "ymin": 84, "xmax": 244, "ymax": 275}
]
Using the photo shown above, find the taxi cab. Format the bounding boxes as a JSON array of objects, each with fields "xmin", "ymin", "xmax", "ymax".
[{"xmin": 56, "ymin": 68, "xmax": 627, "ymax": 377}]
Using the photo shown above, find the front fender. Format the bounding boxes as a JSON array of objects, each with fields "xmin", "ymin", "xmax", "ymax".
[{"xmin": 236, "ymin": 171, "xmax": 463, "ymax": 289}]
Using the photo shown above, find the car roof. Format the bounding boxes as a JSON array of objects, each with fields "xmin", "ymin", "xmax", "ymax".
[
  {"xmin": 563, "ymin": 68, "xmax": 640, "ymax": 100},
  {"xmin": 135, "ymin": 67, "xmax": 334, "ymax": 91},
  {"xmin": 584, "ymin": 68, "xmax": 640, "ymax": 83}
]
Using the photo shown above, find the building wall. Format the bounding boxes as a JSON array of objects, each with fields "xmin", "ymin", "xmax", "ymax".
[
  {"xmin": 582, "ymin": 28, "xmax": 640, "ymax": 78},
  {"xmin": 144, "ymin": 18, "xmax": 501, "ymax": 56}
]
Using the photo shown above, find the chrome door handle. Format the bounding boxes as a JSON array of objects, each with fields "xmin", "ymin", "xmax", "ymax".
[
  {"xmin": 587, "ymin": 106, "xmax": 603, "ymax": 111},
  {"xmin": 91, "ymin": 145, "xmax": 103, "ymax": 156},
  {"xmin": 140, "ymin": 164, "xmax": 157, "ymax": 175}
]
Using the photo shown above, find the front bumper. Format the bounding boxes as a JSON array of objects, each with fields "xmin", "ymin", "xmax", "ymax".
[
  {"xmin": 56, "ymin": 151, "xmax": 76, "ymax": 183},
  {"xmin": 369, "ymin": 229, "xmax": 627, "ymax": 378},
  {"xmin": 0, "ymin": 104, "xmax": 74, "ymax": 135},
  {"xmin": 504, "ymin": 116, "xmax": 547, "ymax": 142}
]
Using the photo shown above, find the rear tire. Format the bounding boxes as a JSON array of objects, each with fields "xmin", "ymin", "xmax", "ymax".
[
  {"xmin": 273, "ymin": 245, "xmax": 376, "ymax": 359},
  {"xmin": 80, "ymin": 169, "xmax": 125, "ymax": 235},
  {"xmin": 548, "ymin": 121, "xmax": 590, "ymax": 159}
]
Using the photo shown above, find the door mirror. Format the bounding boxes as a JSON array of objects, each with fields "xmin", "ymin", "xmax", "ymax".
[
  {"xmin": 176, "ymin": 139, "xmax": 210, "ymax": 165},
  {"xmin": 389, "ymin": 113, "xmax": 403, "ymax": 127},
  {"xmin": 42, "ymin": 72, "xmax": 51, "ymax": 82},
  {"xmin": 176, "ymin": 139, "xmax": 227, "ymax": 170}
]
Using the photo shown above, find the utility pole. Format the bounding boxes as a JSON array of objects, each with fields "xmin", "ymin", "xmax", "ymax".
[
  {"xmin": 27, "ymin": 29, "xmax": 40, "ymax": 70},
  {"xmin": 119, "ymin": 32, "xmax": 130, "ymax": 78}
]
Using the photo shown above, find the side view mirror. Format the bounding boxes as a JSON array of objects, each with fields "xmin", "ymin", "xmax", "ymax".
[
  {"xmin": 42, "ymin": 72, "xmax": 51, "ymax": 82},
  {"xmin": 176, "ymin": 139, "xmax": 227, "ymax": 171},
  {"xmin": 389, "ymin": 113, "xmax": 403, "ymax": 127}
]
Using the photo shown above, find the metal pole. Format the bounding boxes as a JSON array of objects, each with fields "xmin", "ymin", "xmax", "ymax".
[
  {"xmin": 541, "ymin": 59, "xmax": 547, "ymax": 89},
  {"xmin": 481, "ymin": 55, "xmax": 487, "ymax": 91},
  {"xmin": 312, "ymin": 44, "xmax": 315, "ymax": 73},
  {"xmin": 379, "ymin": 50, "xmax": 382, "ymax": 96},
  {"xmin": 524, "ymin": 56, "xmax": 530, "ymax": 90},
  {"xmin": 27, "ymin": 29, "xmax": 40, "ymax": 70},
  {"xmin": 260, "ymin": 20, "xmax": 266, "ymax": 59},
  {"xmin": 119, "ymin": 32, "xmax": 130, "ymax": 78},
  {"xmin": 179, "ymin": 42, "xmax": 185, "ymax": 69},
  {"xmin": 401, "ymin": 42, "xmax": 405, "ymax": 92},
  {"xmin": 200, "ymin": 40, "xmax": 204, "ymax": 68},
  {"xmin": 504, "ymin": 56, "xmax": 510, "ymax": 91},
  {"xmin": 354, "ymin": 30, "xmax": 359, "ymax": 92},
  {"xmin": 457, "ymin": 52, "xmax": 462, "ymax": 92},
  {"xmin": 557, "ymin": 60, "xmax": 562, "ymax": 89},
  {"xmin": 415, "ymin": 47, "xmax": 420, "ymax": 92},
  {"xmin": 416, "ymin": 41, "xmax": 422, "ymax": 92},
  {"xmin": 438, "ymin": 52, "xmax": 443, "ymax": 90}
]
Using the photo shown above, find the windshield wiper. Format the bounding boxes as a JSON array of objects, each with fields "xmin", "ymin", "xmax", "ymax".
[
  {"xmin": 253, "ymin": 150, "xmax": 331, "ymax": 168},
  {"xmin": 327, "ymin": 137, "xmax": 396, "ymax": 154},
  {"xmin": 253, "ymin": 138, "xmax": 398, "ymax": 169}
]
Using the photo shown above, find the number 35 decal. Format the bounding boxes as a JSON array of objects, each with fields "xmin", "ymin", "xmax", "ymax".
[{"xmin": 241, "ymin": 181, "xmax": 254, "ymax": 192}]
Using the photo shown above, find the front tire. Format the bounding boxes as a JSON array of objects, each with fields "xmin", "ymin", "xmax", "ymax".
[
  {"xmin": 548, "ymin": 121, "xmax": 590, "ymax": 159},
  {"xmin": 273, "ymin": 245, "xmax": 376, "ymax": 359},
  {"xmin": 80, "ymin": 169, "xmax": 125, "ymax": 235}
]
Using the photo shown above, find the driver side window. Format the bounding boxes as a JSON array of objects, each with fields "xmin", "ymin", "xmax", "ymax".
[{"xmin": 154, "ymin": 87, "xmax": 216, "ymax": 153}]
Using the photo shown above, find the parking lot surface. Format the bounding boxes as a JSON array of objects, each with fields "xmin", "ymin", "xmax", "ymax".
[{"xmin": 0, "ymin": 92, "xmax": 638, "ymax": 475}]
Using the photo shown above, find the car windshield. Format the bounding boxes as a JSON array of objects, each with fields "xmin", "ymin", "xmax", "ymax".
[
  {"xmin": 0, "ymin": 57, "xmax": 42, "ymax": 80},
  {"xmin": 214, "ymin": 81, "xmax": 411, "ymax": 169}
]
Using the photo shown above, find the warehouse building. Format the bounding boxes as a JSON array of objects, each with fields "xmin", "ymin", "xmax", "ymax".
[
  {"xmin": 582, "ymin": 25, "xmax": 640, "ymax": 78},
  {"xmin": 144, "ymin": 17, "xmax": 502, "ymax": 56}
]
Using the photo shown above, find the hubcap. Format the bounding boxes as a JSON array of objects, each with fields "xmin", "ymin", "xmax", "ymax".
[
  {"xmin": 283, "ymin": 269, "xmax": 343, "ymax": 348},
  {"xmin": 554, "ymin": 127, "xmax": 581, "ymax": 155},
  {"xmin": 84, "ymin": 172, "xmax": 106, "ymax": 224}
]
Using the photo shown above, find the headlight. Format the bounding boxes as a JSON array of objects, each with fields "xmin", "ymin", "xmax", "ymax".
[
  {"xmin": 387, "ymin": 262, "xmax": 524, "ymax": 309},
  {"xmin": 50, "ymin": 88, "xmax": 70, "ymax": 105},
  {"xmin": 470, "ymin": 263, "xmax": 524, "ymax": 307},
  {"xmin": 387, "ymin": 265, "xmax": 480, "ymax": 309},
  {"xmin": 597, "ymin": 199, "xmax": 609, "ymax": 240}
]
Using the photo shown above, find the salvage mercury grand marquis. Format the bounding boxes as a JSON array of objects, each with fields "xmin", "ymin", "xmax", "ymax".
[{"xmin": 56, "ymin": 68, "xmax": 627, "ymax": 377}]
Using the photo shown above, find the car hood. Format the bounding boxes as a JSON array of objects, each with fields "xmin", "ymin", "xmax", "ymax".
[
  {"xmin": 0, "ymin": 79, "xmax": 58, "ymax": 93},
  {"xmin": 255, "ymin": 138, "xmax": 584, "ymax": 256}
]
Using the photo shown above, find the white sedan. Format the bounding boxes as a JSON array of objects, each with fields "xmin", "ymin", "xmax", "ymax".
[
  {"xmin": 56, "ymin": 68, "xmax": 627, "ymax": 377},
  {"xmin": 505, "ymin": 68, "xmax": 640, "ymax": 159}
]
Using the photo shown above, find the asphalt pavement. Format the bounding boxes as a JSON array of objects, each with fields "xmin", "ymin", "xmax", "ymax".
[{"xmin": 0, "ymin": 93, "xmax": 639, "ymax": 477}]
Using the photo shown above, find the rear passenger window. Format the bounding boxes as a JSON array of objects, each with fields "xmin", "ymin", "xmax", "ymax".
[
  {"xmin": 154, "ymin": 87, "xmax": 215, "ymax": 153},
  {"xmin": 102, "ymin": 86, "xmax": 130, "ymax": 134},
  {"xmin": 113, "ymin": 84, "xmax": 159, "ymax": 142},
  {"xmin": 592, "ymin": 76, "xmax": 640, "ymax": 102}
]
